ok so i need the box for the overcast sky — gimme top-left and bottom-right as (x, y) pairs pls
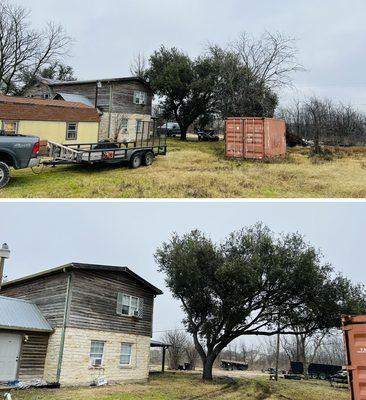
(0, 201), (364, 344)
(13, 0), (366, 111)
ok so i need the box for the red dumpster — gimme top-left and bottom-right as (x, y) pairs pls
(225, 117), (286, 160)
(342, 315), (366, 399)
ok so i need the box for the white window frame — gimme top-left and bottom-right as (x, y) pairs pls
(89, 340), (105, 367)
(133, 91), (147, 105)
(120, 343), (132, 366)
(117, 293), (143, 318)
(2, 120), (18, 135)
(66, 122), (78, 140)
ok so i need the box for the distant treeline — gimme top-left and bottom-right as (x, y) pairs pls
(278, 97), (366, 146)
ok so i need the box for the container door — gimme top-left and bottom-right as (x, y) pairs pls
(0, 333), (22, 382)
(244, 119), (265, 159)
(225, 119), (244, 159)
(343, 321), (366, 399)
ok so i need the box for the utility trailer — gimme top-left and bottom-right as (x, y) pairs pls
(43, 120), (167, 169)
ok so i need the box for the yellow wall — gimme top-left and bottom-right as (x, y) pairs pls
(1, 120), (99, 144)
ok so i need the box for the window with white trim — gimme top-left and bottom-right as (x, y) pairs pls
(117, 293), (143, 318)
(2, 121), (18, 135)
(90, 340), (105, 367)
(66, 122), (78, 140)
(133, 91), (147, 105)
(136, 119), (143, 134)
(120, 343), (132, 366)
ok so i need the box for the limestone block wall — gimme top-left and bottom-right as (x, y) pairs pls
(99, 112), (151, 141)
(43, 328), (62, 382)
(58, 327), (151, 386)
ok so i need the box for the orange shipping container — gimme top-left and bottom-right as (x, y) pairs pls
(342, 315), (366, 400)
(225, 117), (286, 160)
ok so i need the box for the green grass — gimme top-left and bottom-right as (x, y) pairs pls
(1, 139), (366, 198)
(11, 373), (349, 400)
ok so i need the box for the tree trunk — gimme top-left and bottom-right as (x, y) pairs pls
(180, 127), (188, 141)
(202, 355), (215, 381)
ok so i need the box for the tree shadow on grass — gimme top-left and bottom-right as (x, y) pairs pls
(182, 377), (276, 400)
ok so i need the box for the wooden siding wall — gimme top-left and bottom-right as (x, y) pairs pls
(25, 81), (152, 115)
(0, 273), (68, 328)
(67, 270), (155, 337)
(18, 332), (49, 381)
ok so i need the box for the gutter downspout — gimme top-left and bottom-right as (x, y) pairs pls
(108, 83), (113, 138)
(56, 271), (73, 384)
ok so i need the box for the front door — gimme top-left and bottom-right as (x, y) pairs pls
(0, 333), (22, 382)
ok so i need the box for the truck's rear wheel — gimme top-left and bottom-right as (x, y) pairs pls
(130, 153), (142, 169)
(143, 151), (154, 166)
(0, 162), (10, 188)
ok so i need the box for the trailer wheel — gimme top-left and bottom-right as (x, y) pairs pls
(0, 162), (10, 188)
(143, 151), (154, 166)
(130, 153), (142, 169)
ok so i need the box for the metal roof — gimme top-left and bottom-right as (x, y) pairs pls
(48, 77), (150, 88)
(151, 340), (171, 348)
(0, 296), (53, 333)
(3, 263), (163, 295)
(54, 93), (94, 107)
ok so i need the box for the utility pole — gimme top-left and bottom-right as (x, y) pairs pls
(0, 243), (10, 289)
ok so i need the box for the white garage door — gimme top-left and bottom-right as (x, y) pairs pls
(0, 333), (22, 382)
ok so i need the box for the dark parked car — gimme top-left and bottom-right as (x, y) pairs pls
(157, 122), (181, 137)
(0, 132), (40, 188)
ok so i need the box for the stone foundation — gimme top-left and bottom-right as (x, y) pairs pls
(44, 327), (151, 386)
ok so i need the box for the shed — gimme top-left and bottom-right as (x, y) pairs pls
(0, 296), (53, 383)
(0, 95), (100, 144)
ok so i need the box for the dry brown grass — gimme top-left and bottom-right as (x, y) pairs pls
(12, 372), (349, 400)
(1, 140), (365, 198)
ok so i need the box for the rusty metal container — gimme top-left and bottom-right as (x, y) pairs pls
(342, 315), (366, 399)
(225, 117), (286, 160)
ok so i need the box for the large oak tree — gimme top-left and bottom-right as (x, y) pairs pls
(155, 224), (364, 381)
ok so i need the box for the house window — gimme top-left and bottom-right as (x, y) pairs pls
(117, 293), (143, 318)
(121, 118), (128, 131)
(120, 343), (132, 366)
(2, 121), (18, 135)
(90, 341), (105, 367)
(66, 122), (78, 140)
(136, 119), (143, 134)
(133, 91), (147, 105)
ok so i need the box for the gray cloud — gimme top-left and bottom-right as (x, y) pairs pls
(13, 0), (366, 111)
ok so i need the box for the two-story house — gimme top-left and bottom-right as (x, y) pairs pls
(24, 77), (153, 141)
(0, 263), (162, 386)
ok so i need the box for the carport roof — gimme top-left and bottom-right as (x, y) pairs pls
(0, 296), (53, 333)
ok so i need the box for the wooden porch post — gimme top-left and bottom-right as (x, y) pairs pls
(162, 346), (166, 373)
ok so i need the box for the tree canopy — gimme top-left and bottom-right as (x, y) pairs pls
(147, 46), (218, 140)
(155, 224), (365, 380)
